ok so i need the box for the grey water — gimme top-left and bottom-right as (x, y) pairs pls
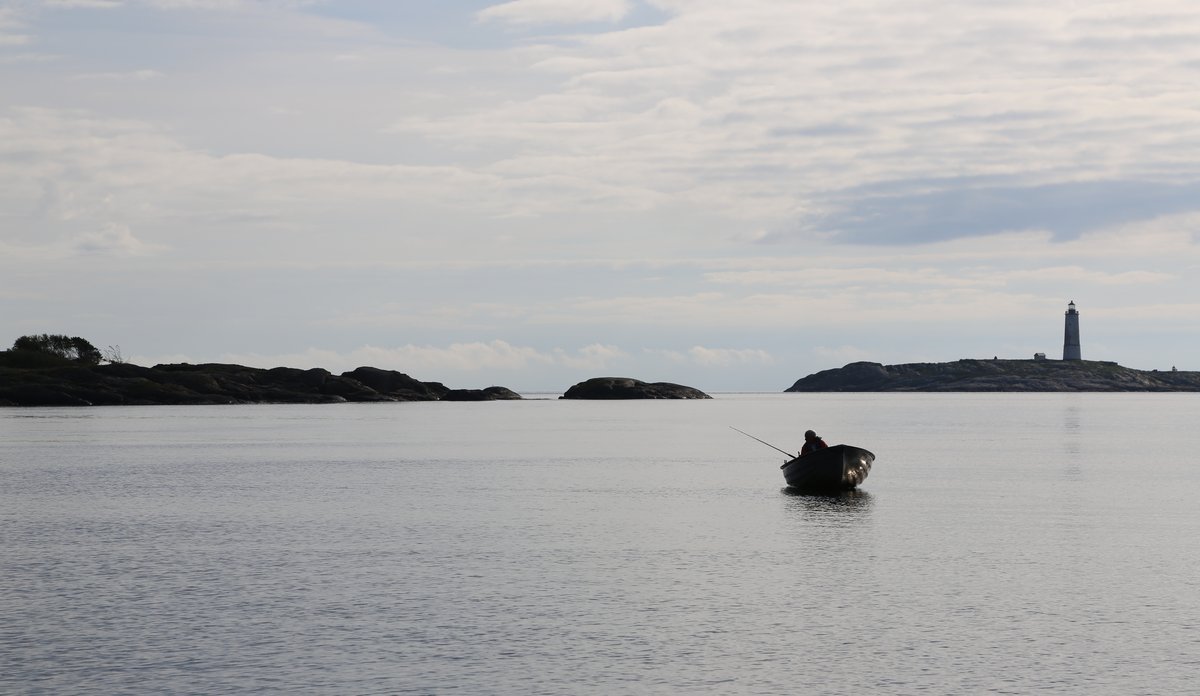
(2, 394), (1199, 695)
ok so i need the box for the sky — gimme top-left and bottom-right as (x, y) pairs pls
(2, 0), (1199, 392)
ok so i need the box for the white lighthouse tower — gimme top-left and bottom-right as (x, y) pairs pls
(1063, 301), (1081, 360)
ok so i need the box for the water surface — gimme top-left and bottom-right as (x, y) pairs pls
(3, 394), (1198, 694)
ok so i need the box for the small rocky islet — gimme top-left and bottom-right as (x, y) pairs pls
(559, 377), (712, 400)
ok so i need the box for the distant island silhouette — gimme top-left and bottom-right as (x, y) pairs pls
(787, 359), (1200, 392)
(0, 345), (710, 405)
(560, 377), (711, 400)
(6, 335), (1196, 404)
(0, 357), (522, 406)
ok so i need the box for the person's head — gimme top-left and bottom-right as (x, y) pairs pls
(804, 430), (818, 440)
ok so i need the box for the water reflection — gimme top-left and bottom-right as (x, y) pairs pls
(1061, 402), (1084, 478)
(780, 488), (873, 526)
(1062, 404), (1081, 432)
(2, 410), (98, 419)
(780, 486), (870, 500)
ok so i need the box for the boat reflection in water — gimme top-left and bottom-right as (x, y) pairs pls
(780, 487), (873, 533)
(780, 487), (871, 502)
(780, 444), (875, 491)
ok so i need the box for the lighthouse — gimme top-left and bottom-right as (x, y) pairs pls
(1063, 301), (1081, 360)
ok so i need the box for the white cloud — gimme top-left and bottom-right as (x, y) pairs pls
(705, 263), (1173, 291)
(72, 68), (163, 80)
(8, 1), (1200, 387)
(647, 346), (773, 367)
(478, 0), (632, 26)
(0, 6), (29, 45)
(125, 1), (320, 9)
(0, 107), (527, 261)
(812, 345), (873, 364)
(686, 346), (773, 366)
(389, 0), (1200, 242)
(72, 222), (154, 255)
(1098, 303), (1200, 321)
(999, 266), (1173, 286)
(40, 1), (123, 8)
(554, 343), (628, 369)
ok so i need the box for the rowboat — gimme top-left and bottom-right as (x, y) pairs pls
(781, 444), (875, 490)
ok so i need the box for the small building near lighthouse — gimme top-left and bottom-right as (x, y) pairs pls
(1063, 301), (1082, 360)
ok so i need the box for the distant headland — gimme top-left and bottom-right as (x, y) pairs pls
(787, 359), (1200, 392)
(0, 358), (712, 405)
(0, 358), (523, 406)
(787, 301), (1197, 392)
(0, 335), (711, 405)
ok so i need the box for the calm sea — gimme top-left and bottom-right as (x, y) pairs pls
(2, 394), (1198, 695)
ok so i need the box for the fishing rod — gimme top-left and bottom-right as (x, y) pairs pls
(729, 426), (796, 459)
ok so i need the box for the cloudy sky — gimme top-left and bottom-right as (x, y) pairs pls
(3, 0), (1199, 391)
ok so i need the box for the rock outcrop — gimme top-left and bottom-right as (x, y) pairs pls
(787, 359), (1200, 392)
(342, 366), (448, 400)
(0, 357), (523, 406)
(561, 377), (711, 399)
(443, 386), (522, 401)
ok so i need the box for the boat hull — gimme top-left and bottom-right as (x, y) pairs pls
(781, 444), (874, 490)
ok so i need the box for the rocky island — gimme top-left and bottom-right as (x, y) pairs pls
(787, 359), (1200, 392)
(561, 377), (711, 399)
(0, 353), (521, 406)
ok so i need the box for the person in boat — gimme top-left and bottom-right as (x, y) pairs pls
(800, 430), (828, 457)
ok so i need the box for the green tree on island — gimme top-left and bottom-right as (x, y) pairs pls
(11, 334), (103, 365)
